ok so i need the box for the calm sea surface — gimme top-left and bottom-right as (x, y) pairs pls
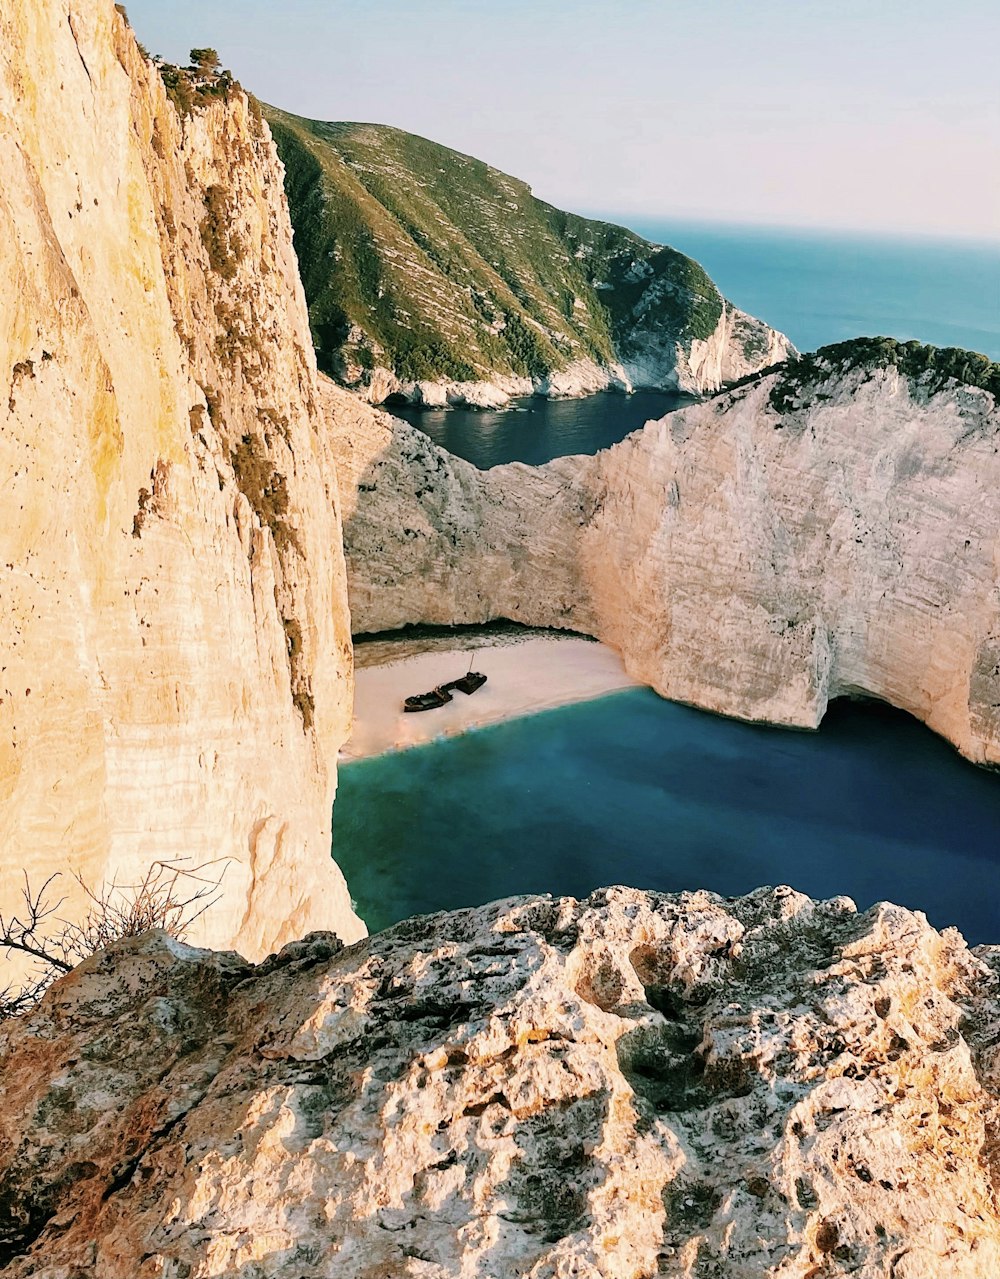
(335, 692), (1000, 943)
(391, 389), (682, 470)
(621, 218), (1000, 362)
(339, 221), (1000, 939)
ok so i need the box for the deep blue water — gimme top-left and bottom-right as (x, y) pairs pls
(335, 691), (1000, 944)
(391, 389), (683, 470)
(616, 218), (1000, 362)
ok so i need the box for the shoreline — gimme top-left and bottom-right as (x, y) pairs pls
(341, 634), (640, 762)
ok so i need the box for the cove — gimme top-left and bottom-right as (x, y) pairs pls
(333, 689), (1000, 943)
(389, 389), (684, 469)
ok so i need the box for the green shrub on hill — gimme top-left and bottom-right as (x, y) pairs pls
(158, 51), (237, 120)
(769, 337), (1000, 412)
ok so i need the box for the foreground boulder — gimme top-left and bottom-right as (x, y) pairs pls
(2, 885), (999, 1276)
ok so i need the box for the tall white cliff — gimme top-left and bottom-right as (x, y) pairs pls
(335, 352), (1000, 766)
(0, 0), (364, 964)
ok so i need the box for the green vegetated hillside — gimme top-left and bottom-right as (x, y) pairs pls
(264, 107), (741, 392)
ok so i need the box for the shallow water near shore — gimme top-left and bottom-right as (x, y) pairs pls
(333, 689), (1000, 943)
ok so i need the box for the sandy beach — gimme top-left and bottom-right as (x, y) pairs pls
(342, 634), (639, 761)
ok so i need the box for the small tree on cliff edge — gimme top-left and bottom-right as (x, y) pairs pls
(190, 47), (221, 75)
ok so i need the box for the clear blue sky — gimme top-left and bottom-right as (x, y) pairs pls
(123, 0), (999, 241)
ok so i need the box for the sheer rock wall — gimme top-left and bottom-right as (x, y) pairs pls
(336, 364), (1000, 764)
(0, 0), (364, 965)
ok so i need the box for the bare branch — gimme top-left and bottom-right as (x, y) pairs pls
(0, 872), (73, 974)
(0, 857), (229, 1019)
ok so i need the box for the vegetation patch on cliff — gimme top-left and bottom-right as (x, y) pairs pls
(230, 433), (297, 555)
(263, 109), (734, 388)
(769, 338), (1000, 412)
(158, 49), (237, 119)
(200, 184), (244, 280)
(715, 338), (1000, 416)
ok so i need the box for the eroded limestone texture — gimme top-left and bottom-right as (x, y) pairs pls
(1, 887), (999, 1276)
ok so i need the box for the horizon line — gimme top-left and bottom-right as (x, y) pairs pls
(581, 209), (1000, 251)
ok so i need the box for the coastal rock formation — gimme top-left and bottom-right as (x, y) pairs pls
(3, 886), (1000, 1276)
(267, 110), (794, 404)
(337, 341), (1000, 765)
(0, 0), (363, 965)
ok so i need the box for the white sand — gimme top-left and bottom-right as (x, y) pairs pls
(342, 635), (640, 761)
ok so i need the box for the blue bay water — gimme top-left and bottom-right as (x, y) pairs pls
(390, 389), (682, 470)
(618, 218), (1000, 362)
(334, 691), (1000, 944)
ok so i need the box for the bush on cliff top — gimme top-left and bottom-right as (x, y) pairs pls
(769, 337), (1000, 411)
(719, 337), (1000, 411)
(159, 53), (237, 119)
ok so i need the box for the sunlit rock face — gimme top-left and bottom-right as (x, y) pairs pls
(0, 0), (363, 965)
(336, 350), (1000, 765)
(2, 887), (1000, 1276)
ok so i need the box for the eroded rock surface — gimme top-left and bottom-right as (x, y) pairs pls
(1, 887), (999, 1276)
(0, 0), (363, 960)
(335, 345), (1000, 764)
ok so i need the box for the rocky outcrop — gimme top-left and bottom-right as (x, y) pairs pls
(266, 110), (794, 404)
(353, 305), (795, 411)
(336, 342), (1000, 765)
(0, 0), (364, 966)
(2, 886), (1000, 1276)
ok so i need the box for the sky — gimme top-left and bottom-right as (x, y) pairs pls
(123, 0), (999, 242)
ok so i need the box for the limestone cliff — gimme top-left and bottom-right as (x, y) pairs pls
(0, 0), (364, 966)
(3, 886), (1000, 1276)
(335, 341), (1000, 765)
(266, 110), (795, 405)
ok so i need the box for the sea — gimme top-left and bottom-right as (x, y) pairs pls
(624, 218), (1000, 363)
(337, 221), (1000, 941)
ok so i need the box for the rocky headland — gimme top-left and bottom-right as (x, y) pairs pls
(3, 886), (1000, 1277)
(265, 109), (794, 405)
(337, 341), (1000, 766)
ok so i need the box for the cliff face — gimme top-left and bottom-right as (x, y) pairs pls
(3, 886), (1000, 1276)
(0, 0), (364, 964)
(337, 342), (1000, 765)
(266, 110), (795, 405)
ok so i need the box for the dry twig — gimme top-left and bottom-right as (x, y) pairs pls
(0, 857), (228, 1019)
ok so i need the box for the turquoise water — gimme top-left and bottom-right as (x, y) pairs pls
(618, 218), (1000, 361)
(335, 690), (1000, 943)
(391, 389), (683, 470)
